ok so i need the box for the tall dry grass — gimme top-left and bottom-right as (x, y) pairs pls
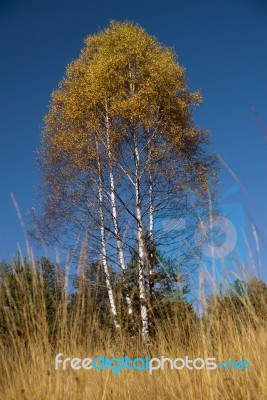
(0, 254), (266, 400)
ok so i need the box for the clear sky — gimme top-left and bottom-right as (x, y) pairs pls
(0, 0), (266, 285)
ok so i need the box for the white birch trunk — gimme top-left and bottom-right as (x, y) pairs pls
(128, 64), (149, 339)
(147, 139), (154, 314)
(148, 140), (154, 262)
(148, 148), (154, 303)
(96, 139), (120, 330)
(105, 103), (133, 317)
(149, 186), (154, 241)
(148, 169), (154, 242)
(133, 131), (149, 340)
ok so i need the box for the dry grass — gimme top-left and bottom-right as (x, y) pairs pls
(0, 257), (266, 400)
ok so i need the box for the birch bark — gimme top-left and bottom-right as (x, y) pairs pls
(96, 138), (120, 329)
(104, 102), (133, 317)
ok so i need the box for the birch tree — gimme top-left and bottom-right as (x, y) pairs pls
(34, 21), (216, 340)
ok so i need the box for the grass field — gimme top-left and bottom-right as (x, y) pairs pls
(0, 256), (266, 400)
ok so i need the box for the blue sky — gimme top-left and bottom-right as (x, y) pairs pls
(0, 0), (266, 285)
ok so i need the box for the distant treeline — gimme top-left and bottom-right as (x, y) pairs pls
(1, 255), (266, 345)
